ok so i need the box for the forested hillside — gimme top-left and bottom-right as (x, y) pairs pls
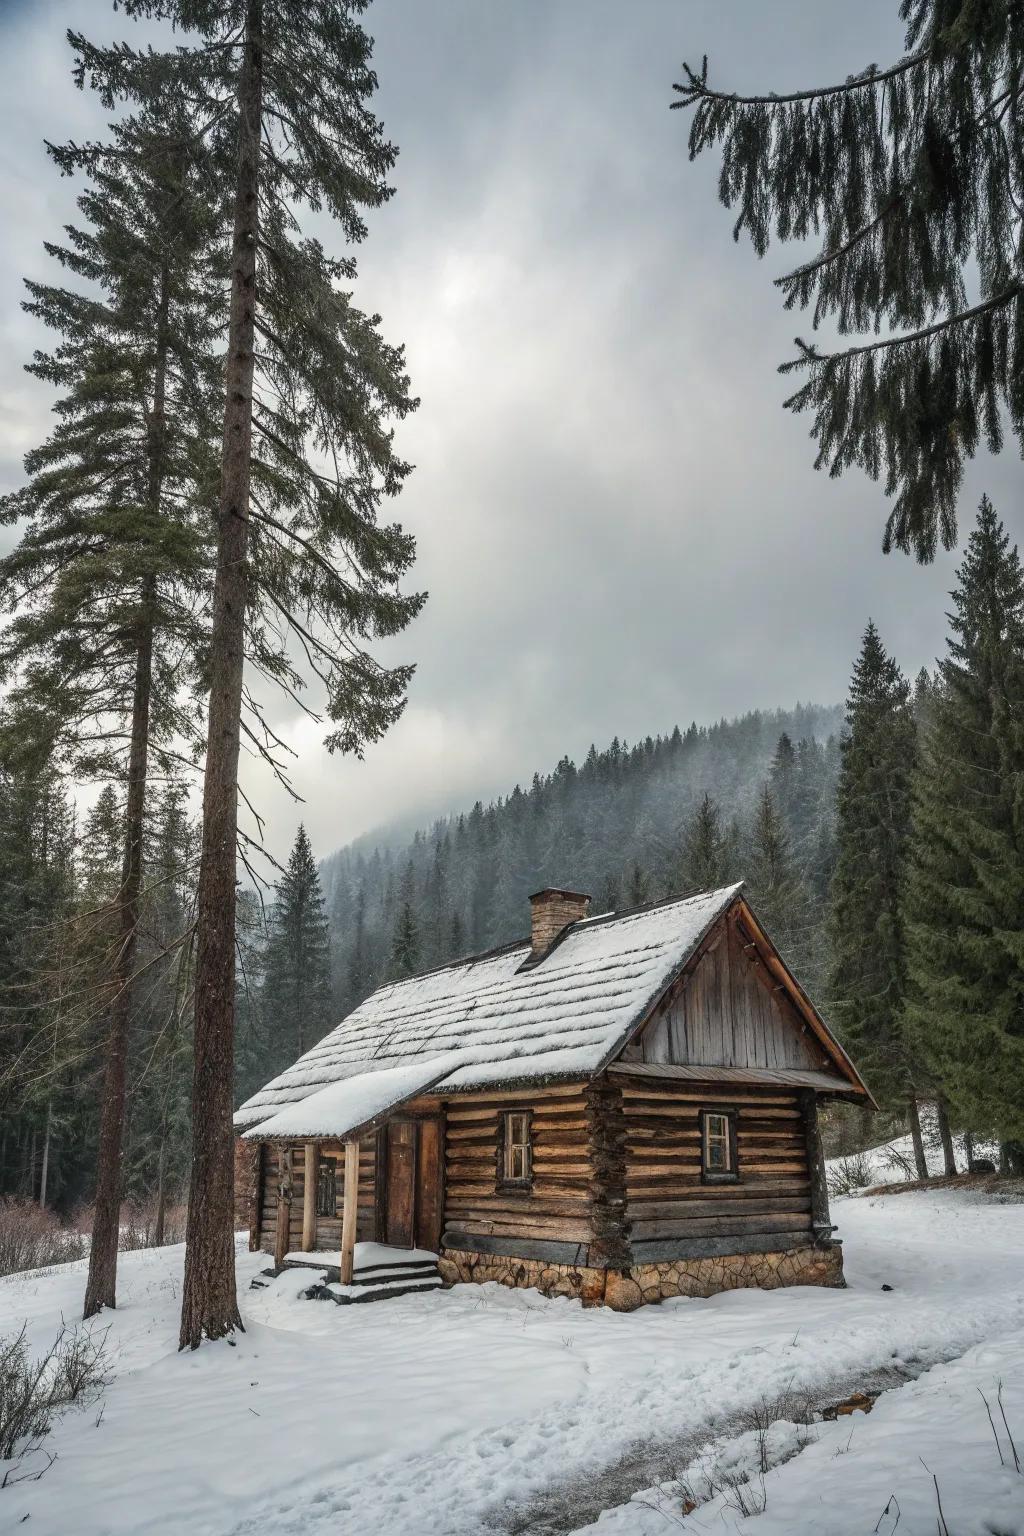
(319, 702), (843, 1023)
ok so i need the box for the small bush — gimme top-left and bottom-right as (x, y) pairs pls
(881, 1144), (918, 1181)
(0, 1322), (110, 1483)
(0, 1200), (87, 1279)
(117, 1199), (187, 1251)
(826, 1152), (873, 1198)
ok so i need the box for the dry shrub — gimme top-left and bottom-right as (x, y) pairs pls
(0, 1322), (110, 1482)
(826, 1152), (873, 1198)
(117, 1199), (187, 1251)
(0, 1200), (87, 1279)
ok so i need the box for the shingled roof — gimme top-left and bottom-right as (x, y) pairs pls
(235, 883), (746, 1134)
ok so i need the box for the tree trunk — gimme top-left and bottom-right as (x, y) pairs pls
(935, 1097), (957, 1176)
(27, 1129), (36, 1202)
(154, 1132), (167, 1248)
(908, 1097), (929, 1180)
(39, 1101), (51, 1209)
(83, 262), (169, 1320)
(963, 1129), (974, 1170)
(178, 0), (262, 1350)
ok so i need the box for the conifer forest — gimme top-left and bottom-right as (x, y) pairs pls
(1, 3), (1023, 1532)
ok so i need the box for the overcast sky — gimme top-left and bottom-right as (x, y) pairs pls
(1, 0), (1019, 868)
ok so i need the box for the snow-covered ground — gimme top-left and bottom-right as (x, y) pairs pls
(1, 1189), (1022, 1535)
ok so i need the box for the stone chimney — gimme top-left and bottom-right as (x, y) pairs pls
(529, 887), (591, 959)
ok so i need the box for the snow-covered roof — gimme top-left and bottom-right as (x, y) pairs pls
(236, 883), (744, 1133)
(242, 1054), (461, 1142)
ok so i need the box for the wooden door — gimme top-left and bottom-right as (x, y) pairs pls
(386, 1119), (417, 1248)
(415, 1118), (443, 1251)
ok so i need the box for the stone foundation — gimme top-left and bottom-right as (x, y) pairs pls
(438, 1242), (844, 1310)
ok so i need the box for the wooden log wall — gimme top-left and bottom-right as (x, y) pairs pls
(441, 1083), (596, 1262)
(622, 1077), (814, 1262)
(258, 1134), (377, 1256)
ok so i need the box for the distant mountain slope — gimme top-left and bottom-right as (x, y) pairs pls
(321, 702), (844, 1019)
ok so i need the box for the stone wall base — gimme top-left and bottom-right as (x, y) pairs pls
(438, 1242), (844, 1310)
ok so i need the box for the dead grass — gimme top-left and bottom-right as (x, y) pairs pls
(862, 1173), (1024, 1201)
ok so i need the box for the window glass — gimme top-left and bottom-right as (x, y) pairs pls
(316, 1159), (337, 1217)
(703, 1111), (733, 1174)
(503, 1111), (532, 1184)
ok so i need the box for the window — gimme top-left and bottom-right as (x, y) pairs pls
(501, 1111), (533, 1187)
(701, 1110), (737, 1179)
(316, 1158), (337, 1217)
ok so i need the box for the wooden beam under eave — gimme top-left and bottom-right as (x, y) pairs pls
(340, 1136), (360, 1285)
(302, 1142), (317, 1252)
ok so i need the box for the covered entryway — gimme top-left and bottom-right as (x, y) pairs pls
(246, 1053), (458, 1283)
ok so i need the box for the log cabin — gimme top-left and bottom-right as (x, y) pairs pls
(234, 883), (872, 1309)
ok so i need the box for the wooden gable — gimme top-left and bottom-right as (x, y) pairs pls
(620, 899), (849, 1082)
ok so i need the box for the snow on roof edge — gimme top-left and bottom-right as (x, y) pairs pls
(234, 882), (749, 1130)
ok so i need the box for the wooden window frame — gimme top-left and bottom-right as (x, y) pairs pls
(316, 1156), (338, 1218)
(701, 1108), (739, 1183)
(496, 1108), (533, 1192)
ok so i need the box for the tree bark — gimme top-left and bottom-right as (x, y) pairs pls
(39, 1101), (51, 1209)
(178, 0), (262, 1349)
(83, 260), (169, 1320)
(935, 1096), (958, 1176)
(154, 1131), (167, 1247)
(908, 1097), (929, 1180)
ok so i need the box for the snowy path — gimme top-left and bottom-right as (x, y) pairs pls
(1, 1189), (1022, 1535)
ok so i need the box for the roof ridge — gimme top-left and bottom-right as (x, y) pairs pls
(576, 879), (745, 933)
(362, 881), (746, 996)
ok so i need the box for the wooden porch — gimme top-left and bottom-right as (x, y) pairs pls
(252, 1105), (444, 1284)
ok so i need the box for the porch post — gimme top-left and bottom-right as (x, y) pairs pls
(340, 1136), (360, 1284)
(302, 1142), (317, 1251)
(799, 1089), (832, 1241)
(273, 1145), (292, 1267)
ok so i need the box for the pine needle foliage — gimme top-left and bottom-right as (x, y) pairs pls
(828, 622), (917, 1103)
(904, 497), (1024, 1139)
(73, 1), (426, 771)
(261, 824), (331, 1068)
(673, 1), (1024, 560)
(0, 104), (220, 782)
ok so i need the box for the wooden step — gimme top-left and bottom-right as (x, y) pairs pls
(301, 1274), (443, 1306)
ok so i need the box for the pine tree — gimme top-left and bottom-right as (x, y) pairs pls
(828, 623), (917, 1109)
(680, 792), (728, 891)
(81, 0), (424, 1346)
(0, 80), (220, 1316)
(0, 747), (80, 1205)
(674, 4), (1024, 559)
(390, 902), (420, 978)
(746, 783), (811, 976)
(904, 498), (1024, 1148)
(262, 826), (332, 1070)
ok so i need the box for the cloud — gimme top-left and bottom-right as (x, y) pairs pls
(1, 0), (1017, 868)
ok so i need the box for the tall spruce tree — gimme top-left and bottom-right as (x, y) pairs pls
(904, 498), (1024, 1154)
(673, 3), (1024, 559)
(262, 825), (332, 1070)
(828, 623), (918, 1122)
(746, 783), (812, 979)
(680, 791), (729, 891)
(0, 746), (79, 1205)
(83, 0), (424, 1346)
(390, 902), (420, 978)
(0, 80), (221, 1315)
